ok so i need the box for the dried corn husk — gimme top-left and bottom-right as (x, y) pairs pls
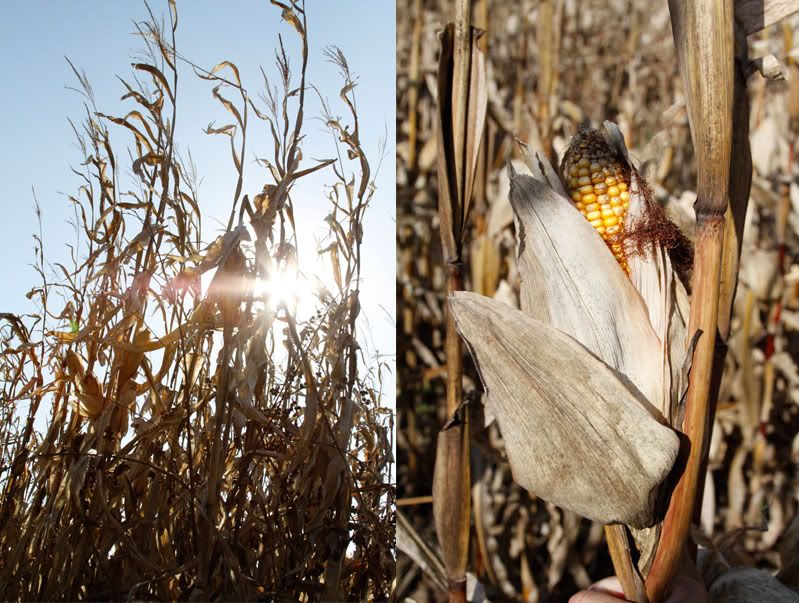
(451, 291), (678, 528)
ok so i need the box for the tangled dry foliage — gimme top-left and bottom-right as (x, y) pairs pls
(397, 0), (799, 600)
(0, 2), (394, 601)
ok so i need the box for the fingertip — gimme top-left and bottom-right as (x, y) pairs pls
(589, 576), (624, 594)
(570, 586), (629, 603)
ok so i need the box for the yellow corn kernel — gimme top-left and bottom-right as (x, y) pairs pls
(562, 128), (631, 274)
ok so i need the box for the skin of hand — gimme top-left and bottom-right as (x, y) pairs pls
(568, 575), (709, 603)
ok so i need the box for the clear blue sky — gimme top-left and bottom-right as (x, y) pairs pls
(0, 2), (396, 402)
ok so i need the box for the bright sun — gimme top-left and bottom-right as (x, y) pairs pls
(251, 266), (315, 311)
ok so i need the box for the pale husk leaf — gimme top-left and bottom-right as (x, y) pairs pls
(603, 120), (690, 423)
(604, 121), (691, 571)
(508, 167), (664, 413)
(450, 291), (679, 529)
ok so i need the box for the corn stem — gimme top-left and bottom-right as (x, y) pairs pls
(647, 2), (734, 600)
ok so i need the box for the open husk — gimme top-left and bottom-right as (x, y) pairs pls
(451, 124), (689, 543)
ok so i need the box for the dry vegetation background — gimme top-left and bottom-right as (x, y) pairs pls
(0, 2), (394, 601)
(397, 0), (799, 600)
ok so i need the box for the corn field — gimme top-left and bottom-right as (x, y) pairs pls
(397, 1), (799, 601)
(0, 2), (394, 601)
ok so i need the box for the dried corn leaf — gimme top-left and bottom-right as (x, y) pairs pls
(397, 510), (451, 593)
(435, 24), (487, 260)
(432, 421), (470, 578)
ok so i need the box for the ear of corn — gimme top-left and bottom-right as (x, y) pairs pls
(562, 131), (631, 273)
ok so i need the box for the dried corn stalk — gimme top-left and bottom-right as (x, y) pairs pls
(432, 2), (487, 601)
(0, 3), (394, 600)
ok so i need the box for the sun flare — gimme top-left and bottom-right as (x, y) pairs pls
(250, 266), (314, 310)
